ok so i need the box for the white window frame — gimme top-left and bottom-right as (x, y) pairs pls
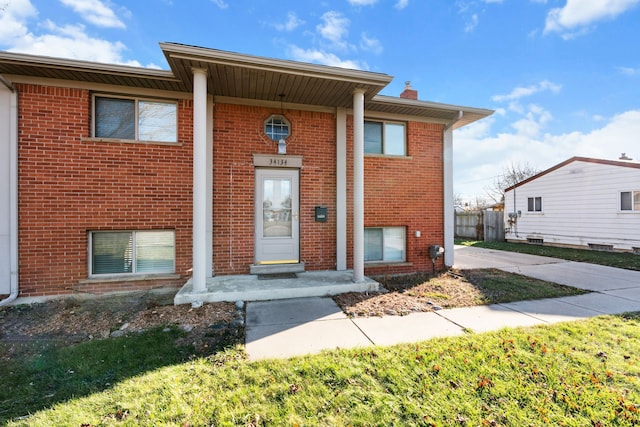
(527, 196), (542, 212)
(92, 94), (178, 143)
(88, 230), (175, 278)
(364, 120), (406, 156)
(364, 226), (406, 263)
(264, 114), (291, 141)
(620, 190), (640, 212)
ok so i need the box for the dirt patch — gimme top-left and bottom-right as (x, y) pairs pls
(0, 290), (243, 360)
(334, 270), (501, 317)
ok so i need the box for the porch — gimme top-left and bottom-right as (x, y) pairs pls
(174, 270), (379, 305)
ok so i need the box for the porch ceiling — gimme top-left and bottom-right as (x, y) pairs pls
(160, 42), (393, 108)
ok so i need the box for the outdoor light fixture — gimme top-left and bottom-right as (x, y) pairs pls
(278, 138), (287, 154)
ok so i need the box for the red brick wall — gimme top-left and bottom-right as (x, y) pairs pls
(212, 104), (337, 274)
(16, 82), (446, 297)
(346, 118), (446, 276)
(17, 84), (193, 297)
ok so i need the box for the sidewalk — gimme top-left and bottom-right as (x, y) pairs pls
(245, 246), (640, 360)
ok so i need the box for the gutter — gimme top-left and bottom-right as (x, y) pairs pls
(0, 76), (19, 306)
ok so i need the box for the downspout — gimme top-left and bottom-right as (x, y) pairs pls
(0, 76), (19, 306)
(442, 111), (463, 268)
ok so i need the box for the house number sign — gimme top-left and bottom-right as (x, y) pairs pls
(252, 154), (303, 168)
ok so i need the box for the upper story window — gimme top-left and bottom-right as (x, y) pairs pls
(93, 95), (177, 143)
(364, 120), (406, 156)
(264, 115), (291, 141)
(621, 191), (640, 211)
(527, 196), (542, 212)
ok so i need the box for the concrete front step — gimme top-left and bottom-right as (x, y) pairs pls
(249, 262), (306, 275)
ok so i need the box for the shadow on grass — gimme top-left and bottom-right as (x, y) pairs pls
(0, 325), (244, 423)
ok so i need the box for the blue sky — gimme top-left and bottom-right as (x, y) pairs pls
(1, 0), (640, 203)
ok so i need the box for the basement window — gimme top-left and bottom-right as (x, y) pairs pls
(89, 230), (175, 277)
(93, 95), (177, 142)
(364, 227), (406, 262)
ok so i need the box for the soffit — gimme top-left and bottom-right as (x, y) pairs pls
(160, 42), (393, 108)
(0, 51), (183, 91)
(368, 95), (494, 129)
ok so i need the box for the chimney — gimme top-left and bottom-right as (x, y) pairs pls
(400, 81), (418, 100)
(619, 152), (633, 161)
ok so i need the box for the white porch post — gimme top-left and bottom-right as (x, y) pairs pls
(192, 68), (208, 293)
(352, 89), (365, 282)
(443, 120), (456, 267)
(336, 107), (347, 271)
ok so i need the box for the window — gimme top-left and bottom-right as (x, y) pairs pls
(527, 197), (542, 212)
(364, 120), (406, 156)
(90, 230), (175, 276)
(620, 191), (640, 211)
(364, 227), (405, 262)
(264, 115), (290, 141)
(94, 96), (177, 142)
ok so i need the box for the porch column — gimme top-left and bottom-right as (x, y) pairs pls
(443, 112), (461, 267)
(336, 107), (347, 271)
(352, 89), (366, 282)
(192, 68), (208, 293)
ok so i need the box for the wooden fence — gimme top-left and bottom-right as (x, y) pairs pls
(454, 211), (504, 242)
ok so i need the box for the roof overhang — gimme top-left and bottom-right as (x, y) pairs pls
(368, 95), (493, 129)
(0, 43), (492, 128)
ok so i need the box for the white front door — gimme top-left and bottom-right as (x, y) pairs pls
(255, 168), (300, 264)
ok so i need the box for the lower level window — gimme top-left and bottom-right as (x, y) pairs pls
(90, 230), (175, 276)
(364, 227), (405, 262)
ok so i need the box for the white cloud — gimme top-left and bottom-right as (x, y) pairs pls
(544, 0), (640, 36)
(9, 20), (142, 66)
(317, 11), (350, 49)
(348, 0), (378, 5)
(360, 32), (383, 54)
(0, 0), (38, 42)
(465, 13), (479, 32)
(453, 109), (640, 199)
(274, 12), (304, 31)
(210, 0), (228, 9)
(618, 66), (640, 76)
(59, 0), (125, 28)
(287, 45), (366, 70)
(492, 80), (562, 102)
(395, 0), (409, 9)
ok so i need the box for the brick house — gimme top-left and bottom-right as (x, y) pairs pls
(0, 43), (492, 305)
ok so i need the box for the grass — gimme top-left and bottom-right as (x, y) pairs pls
(457, 239), (640, 271)
(4, 314), (640, 426)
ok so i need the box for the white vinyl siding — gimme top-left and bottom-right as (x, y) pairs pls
(364, 227), (405, 262)
(93, 95), (177, 142)
(504, 160), (640, 251)
(90, 230), (175, 277)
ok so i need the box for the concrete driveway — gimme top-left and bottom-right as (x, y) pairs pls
(453, 245), (640, 295)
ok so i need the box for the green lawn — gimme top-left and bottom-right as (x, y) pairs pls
(457, 239), (640, 271)
(4, 314), (640, 426)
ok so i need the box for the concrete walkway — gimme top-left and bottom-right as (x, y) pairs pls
(245, 245), (640, 360)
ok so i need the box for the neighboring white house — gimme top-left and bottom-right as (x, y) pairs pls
(504, 156), (640, 253)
